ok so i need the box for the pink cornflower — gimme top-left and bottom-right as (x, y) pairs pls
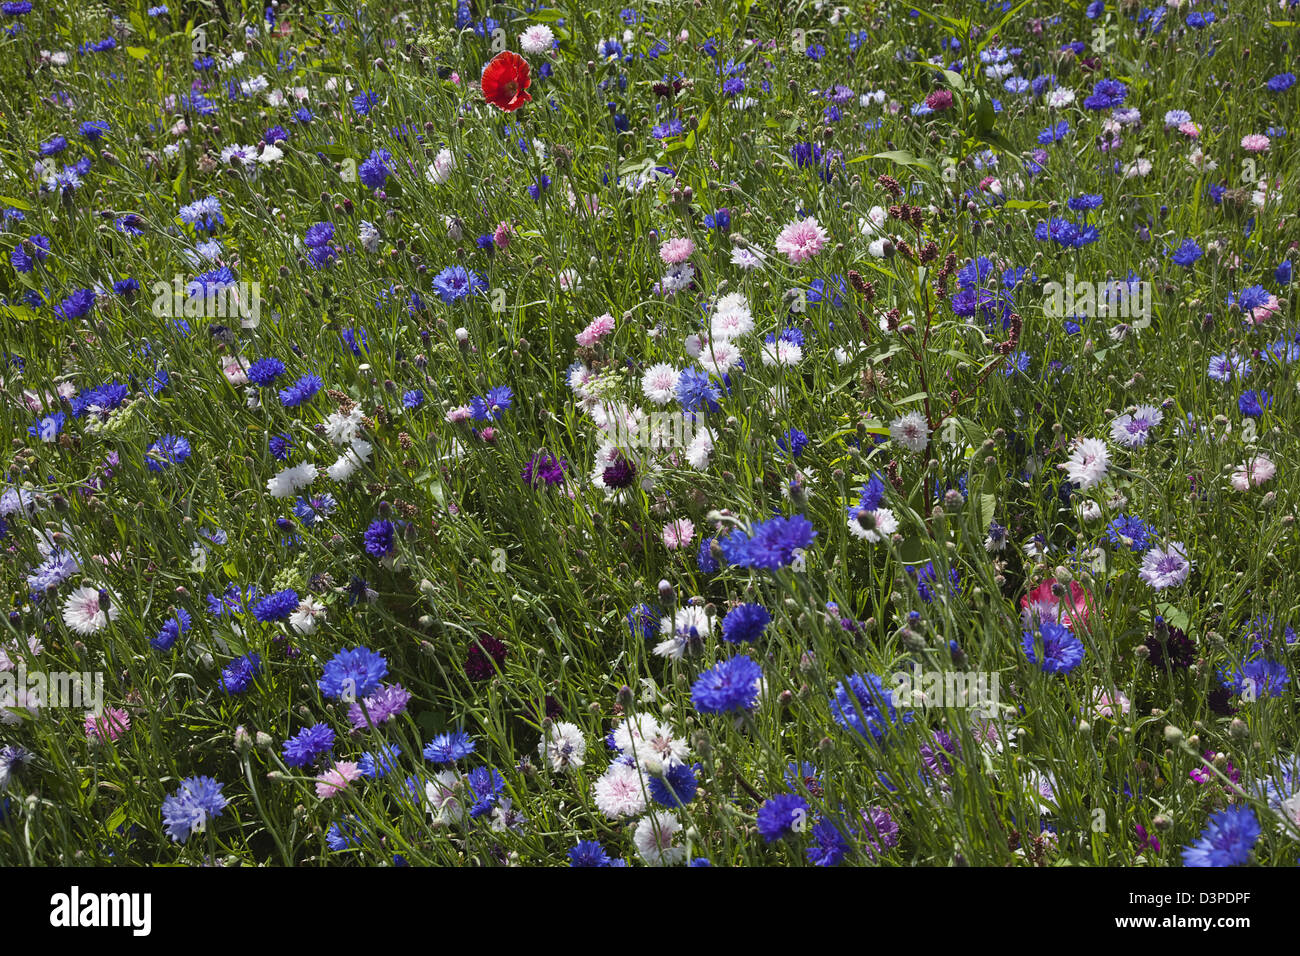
(662, 518), (695, 550)
(774, 216), (828, 264)
(1246, 294), (1281, 326)
(576, 312), (616, 347)
(659, 236), (695, 265)
(493, 221), (511, 249)
(85, 707), (130, 742)
(1241, 133), (1270, 153)
(1230, 455), (1276, 491)
(446, 405), (472, 423)
(1177, 121), (1200, 138)
(315, 761), (362, 799)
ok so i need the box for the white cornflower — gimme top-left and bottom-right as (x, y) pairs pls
(290, 596), (327, 635)
(425, 148), (455, 185)
(641, 363), (680, 405)
(324, 408), (365, 445)
(518, 24), (555, 55)
(710, 292), (754, 340)
(1060, 437), (1110, 490)
(266, 462), (317, 498)
(633, 812), (686, 866)
(890, 412), (931, 452)
(327, 440), (372, 482)
(62, 585), (119, 635)
(848, 506), (897, 543)
(538, 721), (587, 771)
(593, 761), (648, 818)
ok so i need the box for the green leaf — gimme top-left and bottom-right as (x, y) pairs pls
(0, 195), (31, 211)
(851, 150), (936, 172)
(126, 46), (150, 60)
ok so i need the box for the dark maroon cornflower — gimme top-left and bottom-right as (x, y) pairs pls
(465, 634), (508, 681)
(1144, 621), (1194, 670)
(601, 452), (636, 489)
(522, 450), (567, 487)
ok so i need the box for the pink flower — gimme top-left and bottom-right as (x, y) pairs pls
(315, 761), (362, 799)
(1177, 121), (1200, 138)
(925, 89), (953, 111)
(659, 237), (695, 265)
(85, 707), (130, 742)
(662, 518), (695, 550)
(446, 405), (472, 423)
(1021, 578), (1092, 631)
(575, 312), (616, 347)
(775, 216), (828, 264)
(1230, 454), (1276, 491)
(493, 221), (511, 249)
(1246, 294), (1281, 326)
(1241, 133), (1270, 153)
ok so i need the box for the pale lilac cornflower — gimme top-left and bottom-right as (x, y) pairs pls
(1139, 542), (1193, 590)
(1060, 437), (1110, 490)
(1109, 404), (1163, 448)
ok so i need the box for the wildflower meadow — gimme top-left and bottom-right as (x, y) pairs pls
(1, 0), (1299, 882)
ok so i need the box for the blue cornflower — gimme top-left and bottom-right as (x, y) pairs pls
(423, 730), (476, 764)
(1181, 807), (1261, 866)
(777, 427), (809, 458)
(151, 608), (192, 651)
(830, 672), (908, 743)
(1221, 658), (1290, 699)
(757, 793), (809, 842)
(282, 723), (336, 767)
(10, 235), (49, 272)
(1267, 73), (1296, 93)
(54, 288), (96, 321)
(691, 654), (763, 714)
(253, 589), (298, 623)
(697, 535), (719, 573)
(1106, 514), (1153, 552)
(431, 265), (487, 304)
(269, 433), (292, 461)
(358, 148), (394, 190)
(469, 384), (513, 421)
(569, 840), (614, 866)
(161, 776), (228, 843)
(319, 647), (389, 700)
(724, 514), (816, 570)
(402, 389), (424, 410)
(358, 743), (401, 778)
(466, 766), (505, 818)
(363, 518), (395, 557)
(676, 368), (721, 413)
(1171, 238), (1203, 267)
(721, 603), (771, 644)
(807, 817), (849, 866)
(1083, 77), (1127, 110)
(627, 603), (658, 641)
(279, 373), (322, 407)
(1021, 620), (1085, 673)
(293, 494), (337, 527)
(146, 434), (191, 471)
(1238, 390), (1271, 417)
(220, 653), (262, 694)
(247, 357), (286, 386)
(649, 762), (699, 808)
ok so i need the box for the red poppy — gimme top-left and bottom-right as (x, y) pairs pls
(480, 51), (532, 112)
